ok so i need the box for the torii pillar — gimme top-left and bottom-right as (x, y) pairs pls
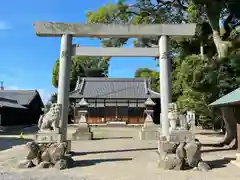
(57, 34), (72, 141)
(159, 35), (171, 137)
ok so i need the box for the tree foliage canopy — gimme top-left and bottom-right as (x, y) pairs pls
(134, 68), (159, 92)
(52, 56), (109, 91)
(85, 0), (240, 129)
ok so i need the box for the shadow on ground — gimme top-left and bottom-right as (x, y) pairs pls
(201, 145), (235, 153)
(0, 137), (32, 151)
(74, 158), (133, 167)
(201, 143), (221, 147)
(196, 131), (224, 136)
(0, 125), (38, 136)
(93, 137), (133, 140)
(206, 157), (235, 169)
(72, 147), (157, 156)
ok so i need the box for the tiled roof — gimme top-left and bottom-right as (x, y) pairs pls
(209, 88), (240, 107)
(0, 97), (27, 109)
(70, 77), (160, 99)
(0, 90), (40, 106)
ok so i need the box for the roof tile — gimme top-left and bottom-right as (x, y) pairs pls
(70, 77), (160, 99)
(0, 90), (38, 105)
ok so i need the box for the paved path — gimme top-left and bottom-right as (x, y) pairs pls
(0, 127), (240, 180)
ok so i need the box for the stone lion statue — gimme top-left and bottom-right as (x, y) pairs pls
(186, 110), (196, 131)
(168, 103), (177, 112)
(38, 103), (62, 132)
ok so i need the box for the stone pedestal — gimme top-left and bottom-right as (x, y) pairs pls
(35, 131), (64, 143)
(72, 125), (93, 140)
(139, 113), (159, 140)
(35, 130), (72, 154)
(157, 130), (210, 171)
(18, 140), (74, 170)
(17, 130), (74, 170)
(139, 126), (160, 140)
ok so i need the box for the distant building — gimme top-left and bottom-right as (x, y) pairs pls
(0, 90), (44, 126)
(69, 77), (160, 125)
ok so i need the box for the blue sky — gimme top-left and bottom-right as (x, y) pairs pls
(0, 0), (158, 103)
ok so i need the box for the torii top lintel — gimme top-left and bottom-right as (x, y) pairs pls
(33, 22), (196, 38)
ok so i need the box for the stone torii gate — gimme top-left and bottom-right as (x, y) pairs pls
(33, 22), (196, 142)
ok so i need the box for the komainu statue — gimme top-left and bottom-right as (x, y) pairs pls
(38, 103), (62, 132)
(186, 110), (196, 131)
(168, 103), (178, 131)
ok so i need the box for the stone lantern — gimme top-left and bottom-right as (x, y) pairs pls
(75, 98), (88, 125)
(72, 98), (93, 140)
(143, 97), (156, 127)
(139, 97), (159, 140)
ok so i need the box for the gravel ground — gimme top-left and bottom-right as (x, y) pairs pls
(0, 170), (84, 180)
(0, 127), (240, 180)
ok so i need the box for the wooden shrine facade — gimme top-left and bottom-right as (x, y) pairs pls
(69, 77), (160, 125)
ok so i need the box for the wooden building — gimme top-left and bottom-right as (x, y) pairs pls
(0, 90), (44, 126)
(69, 77), (160, 125)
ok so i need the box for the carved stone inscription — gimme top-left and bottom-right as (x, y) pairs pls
(35, 133), (63, 143)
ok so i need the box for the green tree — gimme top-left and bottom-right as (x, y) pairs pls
(86, 0), (240, 146)
(175, 53), (240, 128)
(52, 56), (109, 91)
(134, 68), (159, 92)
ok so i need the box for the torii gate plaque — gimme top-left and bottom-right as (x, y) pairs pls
(33, 22), (196, 142)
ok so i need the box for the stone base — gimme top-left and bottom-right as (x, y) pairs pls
(35, 132), (71, 153)
(18, 141), (74, 170)
(156, 131), (210, 171)
(72, 128), (93, 140)
(35, 132), (64, 143)
(167, 129), (195, 143)
(139, 127), (159, 140)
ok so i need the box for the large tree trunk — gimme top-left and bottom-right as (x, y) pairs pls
(212, 33), (237, 147)
(202, 2), (238, 147)
(216, 107), (237, 146)
(212, 31), (233, 58)
(187, 0), (239, 146)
